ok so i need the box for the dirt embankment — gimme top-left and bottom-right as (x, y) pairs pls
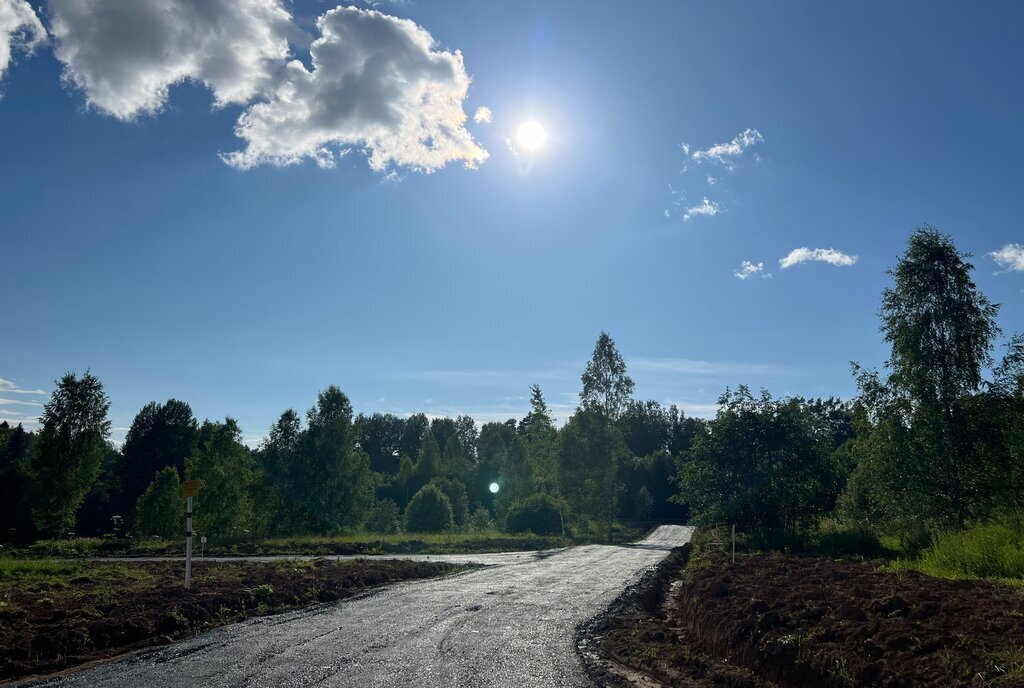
(582, 549), (1024, 687)
(0, 559), (468, 682)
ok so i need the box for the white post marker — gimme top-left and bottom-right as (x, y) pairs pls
(201, 535), (207, 558)
(185, 496), (193, 589)
(181, 479), (201, 590)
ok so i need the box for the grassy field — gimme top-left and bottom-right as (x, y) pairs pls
(17, 524), (648, 559)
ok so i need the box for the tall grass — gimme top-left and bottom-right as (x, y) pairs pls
(911, 523), (1024, 580)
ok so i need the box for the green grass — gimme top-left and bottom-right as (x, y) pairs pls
(0, 558), (85, 581)
(881, 519), (1024, 584)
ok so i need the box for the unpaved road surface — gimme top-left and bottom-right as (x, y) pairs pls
(30, 525), (693, 688)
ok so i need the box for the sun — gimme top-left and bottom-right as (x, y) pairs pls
(516, 120), (547, 152)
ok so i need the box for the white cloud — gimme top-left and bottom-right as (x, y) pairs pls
(691, 128), (763, 166)
(989, 243), (1024, 273)
(0, 0), (45, 84)
(706, 175), (717, 185)
(682, 196), (720, 221)
(223, 6), (488, 173)
(629, 357), (791, 377)
(49, 0), (293, 120)
(734, 260), (771, 280)
(779, 247), (857, 269)
(679, 142), (690, 155)
(0, 377), (46, 394)
(0, 396), (42, 406)
(473, 105), (492, 124)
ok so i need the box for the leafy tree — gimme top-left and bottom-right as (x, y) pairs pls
(559, 408), (623, 540)
(440, 434), (473, 484)
(398, 413), (429, 463)
(674, 387), (842, 547)
(404, 484), (453, 532)
(366, 498), (401, 534)
(633, 485), (654, 520)
(256, 409), (316, 534)
(454, 415), (478, 461)
(492, 438), (534, 519)
(355, 413), (405, 474)
(580, 332), (634, 421)
(880, 226), (1000, 413)
(28, 372), (111, 537)
(0, 424), (35, 543)
(414, 431), (442, 493)
(848, 228), (1007, 528)
(186, 419), (253, 535)
(132, 465), (183, 538)
(119, 400), (197, 515)
(505, 493), (562, 535)
(576, 332), (633, 540)
(475, 421), (515, 512)
(300, 387), (375, 530)
(620, 400), (670, 458)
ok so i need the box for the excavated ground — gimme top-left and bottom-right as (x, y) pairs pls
(583, 549), (1024, 687)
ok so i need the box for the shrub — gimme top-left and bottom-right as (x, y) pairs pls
(429, 478), (469, 525)
(365, 499), (401, 534)
(505, 493), (562, 535)
(404, 484), (453, 533)
(468, 506), (492, 531)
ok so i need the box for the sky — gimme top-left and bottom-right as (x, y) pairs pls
(1, 0), (1023, 445)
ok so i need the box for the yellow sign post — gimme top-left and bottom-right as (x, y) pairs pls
(181, 480), (201, 589)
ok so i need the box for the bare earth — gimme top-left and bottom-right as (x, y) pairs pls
(30, 525), (693, 688)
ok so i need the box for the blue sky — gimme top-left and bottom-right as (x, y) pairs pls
(1, 0), (1022, 445)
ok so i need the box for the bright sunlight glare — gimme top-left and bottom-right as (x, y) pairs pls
(489, 482), (500, 494)
(515, 120), (547, 152)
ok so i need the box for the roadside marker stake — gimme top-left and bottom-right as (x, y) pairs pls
(181, 480), (201, 590)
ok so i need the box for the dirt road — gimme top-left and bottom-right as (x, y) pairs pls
(30, 525), (692, 688)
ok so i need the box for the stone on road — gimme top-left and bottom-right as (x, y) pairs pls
(34, 525), (693, 688)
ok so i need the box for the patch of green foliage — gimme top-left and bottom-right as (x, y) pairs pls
(883, 516), (1024, 582)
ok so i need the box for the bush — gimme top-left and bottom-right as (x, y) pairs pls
(365, 499), (401, 534)
(429, 478), (469, 526)
(468, 506), (492, 531)
(505, 493), (562, 535)
(811, 519), (892, 558)
(404, 485), (453, 533)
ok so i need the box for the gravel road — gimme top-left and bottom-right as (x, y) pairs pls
(32, 525), (693, 688)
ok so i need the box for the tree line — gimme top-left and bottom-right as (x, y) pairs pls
(2, 226), (1021, 548)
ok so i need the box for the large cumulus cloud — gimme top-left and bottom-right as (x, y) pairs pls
(48, 0), (292, 120)
(221, 6), (488, 173)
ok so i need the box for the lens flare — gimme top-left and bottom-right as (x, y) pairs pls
(489, 482), (500, 494)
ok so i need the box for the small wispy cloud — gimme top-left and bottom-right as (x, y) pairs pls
(690, 128), (763, 168)
(0, 377), (46, 395)
(706, 175), (717, 186)
(734, 260), (772, 280)
(683, 197), (720, 221)
(629, 357), (791, 377)
(473, 106), (492, 124)
(989, 243), (1024, 273)
(779, 247), (857, 269)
